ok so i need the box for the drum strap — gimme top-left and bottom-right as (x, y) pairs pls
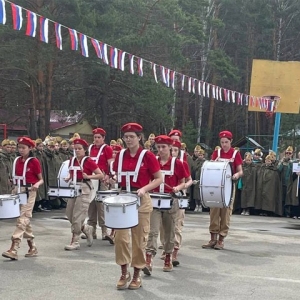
(69, 156), (89, 185)
(12, 157), (34, 193)
(180, 150), (184, 162)
(117, 149), (148, 192)
(216, 148), (238, 162)
(109, 161), (118, 189)
(89, 144), (106, 165)
(158, 157), (176, 193)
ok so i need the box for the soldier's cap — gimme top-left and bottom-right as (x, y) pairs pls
(154, 135), (173, 145)
(219, 130), (232, 140)
(172, 140), (182, 149)
(73, 138), (89, 148)
(168, 129), (182, 138)
(112, 145), (122, 152)
(121, 123), (143, 133)
(93, 128), (106, 136)
(1, 139), (10, 146)
(17, 137), (35, 148)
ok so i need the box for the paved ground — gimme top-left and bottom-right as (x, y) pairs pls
(1, 210), (300, 300)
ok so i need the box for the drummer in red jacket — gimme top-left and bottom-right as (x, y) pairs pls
(202, 130), (243, 250)
(2, 137), (43, 260)
(112, 122), (163, 290)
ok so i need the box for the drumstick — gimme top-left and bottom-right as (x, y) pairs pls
(297, 175), (299, 197)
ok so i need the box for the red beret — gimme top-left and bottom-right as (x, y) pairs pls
(219, 130), (233, 140)
(121, 122), (143, 133)
(73, 138), (89, 148)
(172, 140), (182, 149)
(17, 137), (35, 148)
(168, 129), (182, 137)
(92, 128), (106, 136)
(112, 145), (122, 152)
(155, 135), (173, 145)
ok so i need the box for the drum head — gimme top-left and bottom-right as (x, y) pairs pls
(58, 160), (71, 188)
(103, 194), (138, 205)
(223, 163), (233, 206)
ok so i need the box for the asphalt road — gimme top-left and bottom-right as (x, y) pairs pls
(1, 210), (300, 300)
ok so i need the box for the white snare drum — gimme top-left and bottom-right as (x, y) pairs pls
(200, 161), (233, 208)
(149, 193), (173, 210)
(178, 197), (189, 209)
(103, 193), (139, 229)
(58, 160), (70, 188)
(48, 185), (82, 198)
(96, 189), (119, 202)
(0, 195), (20, 219)
(19, 193), (28, 205)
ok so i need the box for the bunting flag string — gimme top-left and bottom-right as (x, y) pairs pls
(25, 10), (37, 37)
(11, 3), (22, 30)
(0, 0), (6, 24)
(39, 17), (48, 43)
(1, 0), (271, 112)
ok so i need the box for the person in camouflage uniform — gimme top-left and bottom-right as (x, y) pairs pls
(10, 140), (18, 160)
(42, 140), (62, 209)
(0, 139), (13, 194)
(192, 147), (206, 212)
(32, 139), (46, 210)
(59, 140), (71, 161)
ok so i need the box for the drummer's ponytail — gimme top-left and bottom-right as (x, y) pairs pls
(137, 133), (145, 148)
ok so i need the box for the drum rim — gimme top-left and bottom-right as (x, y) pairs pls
(149, 193), (172, 199)
(96, 190), (119, 194)
(0, 194), (19, 200)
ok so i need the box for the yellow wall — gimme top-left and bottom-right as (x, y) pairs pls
(51, 119), (93, 138)
(249, 59), (300, 114)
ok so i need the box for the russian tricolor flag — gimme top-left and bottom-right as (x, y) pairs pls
(152, 63), (158, 83)
(165, 68), (170, 87)
(26, 10), (37, 37)
(91, 39), (102, 59)
(100, 42), (109, 64)
(181, 75), (185, 91)
(129, 54), (135, 74)
(0, 0), (6, 25)
(39, 17), (49, 43)
(137, 58), (143, 76)
(79, 33), (89, 57)
(68, 29), (78, 51)
(110, 47), (118, 68)
(170, 71), (175, 89)
(55, 23), (62, 50)
(11, 3), (23, 30)
(160, 66), (166, 84)
(118, 50), (126, 71)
